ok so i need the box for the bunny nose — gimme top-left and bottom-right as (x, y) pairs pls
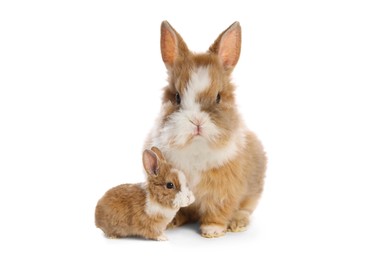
(189, 118), (203, 135)
(195, 125), (201, 135)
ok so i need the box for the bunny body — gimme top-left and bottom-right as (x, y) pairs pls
(95, 147), (195, 241)
(145, 21), (267, 238)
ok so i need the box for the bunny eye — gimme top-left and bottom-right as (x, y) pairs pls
(166, 182), (175, 189)
(175, 92), (181, 105)
(216, 93), (221, 104)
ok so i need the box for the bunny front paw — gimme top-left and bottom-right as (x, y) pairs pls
(200, 224), (226, 238)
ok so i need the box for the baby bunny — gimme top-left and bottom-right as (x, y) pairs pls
(95, 147), (195, 241)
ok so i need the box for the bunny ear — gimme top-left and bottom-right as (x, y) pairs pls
(160, 21), (189, 69)
(143, 149), (160, 176)
(209, 22), (241, 70)
(151, 146), (165, 161)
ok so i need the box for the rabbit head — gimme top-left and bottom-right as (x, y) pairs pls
(143, 147), (195, 209)
(157, 21), (243, 150)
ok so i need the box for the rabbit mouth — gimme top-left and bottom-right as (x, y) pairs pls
(188, 134), (205, 144)
(186, 124), (219, 145)
(160, 111), (220, 148)
(165, 132), (216, 150)
(183, 133), (209, 146)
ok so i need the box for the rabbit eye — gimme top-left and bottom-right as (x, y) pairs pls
(166, 182), (175, 189)
(175, 92), (181, 105)
(216, 93), (221, 104)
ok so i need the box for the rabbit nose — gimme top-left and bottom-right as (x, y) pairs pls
(189, 118), (203, 135)
(195, 125), (201, 135)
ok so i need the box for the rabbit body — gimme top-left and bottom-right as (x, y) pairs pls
(95, 148), (194, 240)
(145, 21), (267, 238)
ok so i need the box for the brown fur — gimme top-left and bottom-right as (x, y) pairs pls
(95, 183), (166, 239)
(145, 21), (267, 238)
(173, 132), (266, 234)
(95, 147), (193, 240)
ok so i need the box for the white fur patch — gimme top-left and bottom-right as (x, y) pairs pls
(181, 66), (210, 111)
(145, 192), (177, 220)
(171, 169), (195, 208)
(159, 127), (246, 189)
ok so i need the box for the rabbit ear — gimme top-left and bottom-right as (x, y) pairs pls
(143, 149), (160, 176)
(161, 21), (189, 69)
(151, 146), (165, 161)
(209, 22), (241, 70)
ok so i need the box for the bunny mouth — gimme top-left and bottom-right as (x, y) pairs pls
(159, 110), (221, 148)
(186, 121), (221, 145)
(189, 133), (204, 143)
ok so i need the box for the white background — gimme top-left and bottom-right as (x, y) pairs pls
(1, 0), (389, 259)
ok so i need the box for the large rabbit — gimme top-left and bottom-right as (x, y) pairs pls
(144, 21), (267, 238)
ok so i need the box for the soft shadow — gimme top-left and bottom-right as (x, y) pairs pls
(177, 222), (200, 234)
(98, 231), (162, 242)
